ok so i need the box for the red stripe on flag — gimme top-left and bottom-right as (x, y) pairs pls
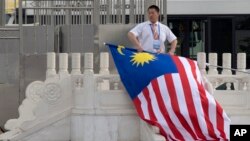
(142, 88), (172, 141)
(133, 97), (145, 119)
(187, 59), (218, 139)
(151, 79), (185, 140)
(171, 56), (207, 140)
(164, 74), (198, 140)
(216, 101), (227, 139)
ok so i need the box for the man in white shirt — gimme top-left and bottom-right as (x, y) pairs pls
(128, 5), (177, 55)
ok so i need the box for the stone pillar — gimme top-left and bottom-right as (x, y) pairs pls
(99, 52), (110, 90)
(59, 53), (69, 76)
(222, 53), (232, 75)
(71, 53), (81, 75)
(197, 52), (206, 75)
(237, 53), (246, 75)
(237, 53), (247, 90)
(0, 0), (5, 26)
(80, 53), (94, 109)
(208, 53), (218, 75)
(84, 53), (94, 74)
(100, 52), (110, 75)
(46, 52), (56, 78)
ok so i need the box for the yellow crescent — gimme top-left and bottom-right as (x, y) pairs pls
(117, 45), (125, 55)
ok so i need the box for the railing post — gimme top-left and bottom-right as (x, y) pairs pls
(81, 53), (95, 109)
(222, 53), (232, 75)
(100, 52), (110, 75)
(46, 52), (57, 78)
(71, 53), (81, 75)
(208, 53), (218, 75)
(99, 52), (110, 90)
(237, 53), (246, 75)
(197, 52), (206, 75)
(84, 53), (94, 74)
(59, 53), (69, 76)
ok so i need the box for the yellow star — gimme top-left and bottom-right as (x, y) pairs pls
(130, 52), (156, 67)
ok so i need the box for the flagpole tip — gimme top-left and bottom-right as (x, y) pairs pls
(103, 42), (107, 45)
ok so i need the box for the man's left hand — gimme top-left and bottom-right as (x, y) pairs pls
(168, 51), (175, 55)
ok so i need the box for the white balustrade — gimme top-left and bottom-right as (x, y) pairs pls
(1, 51), (249, 141)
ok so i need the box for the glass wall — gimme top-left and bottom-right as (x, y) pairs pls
(235, 16), (250, 68)
(168, 15), (250, 69)
(167, 18), (206, 59)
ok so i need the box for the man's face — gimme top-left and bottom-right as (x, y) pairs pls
(148, 8), (159, 23)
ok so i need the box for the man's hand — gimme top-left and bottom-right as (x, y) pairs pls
(137, 46), (144, 52)
(168, 39), (177, 55)
(168, 48), (175, 55)
(128, 32), (144, 52)
(168, 51), (175, 55)
(156, 48), (164, 54)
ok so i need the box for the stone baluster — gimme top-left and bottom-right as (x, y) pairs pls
(100, 52), (110, 75)
(237, 53), (247, 90)
(59, 53), (69, 76)
(81, 53), (94, 109)
(71, 53), (81, 75)
(222, 53), (232, 75)
(243, 82), (247, 91)
(197, 52), (206, 75)
(226, 83), (232, 90)
(84, 53), (94, 74)
(208, 53), (218, 75)
(237, 53), (246, 75)
(46, 52), (56, 78)
(247, 81), (250, 91)
(99, 52), (110, 90)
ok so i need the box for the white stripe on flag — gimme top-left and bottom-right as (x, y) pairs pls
(171, 73), (199, 139)
(147, 84), (177, 140)
(179, 57), (213, 140)
(157, 75), (194, 140)
(223, 111), (230, 139)
(138, 93), (150, 120)
(194, 61), (202, 85)
(205, 90), (225, 139)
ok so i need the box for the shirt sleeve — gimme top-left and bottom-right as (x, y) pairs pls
(129, 23), (143, 37)
(166, 26), (177, 43)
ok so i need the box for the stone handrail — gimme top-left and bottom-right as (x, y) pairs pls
(0, 52), (166, 141)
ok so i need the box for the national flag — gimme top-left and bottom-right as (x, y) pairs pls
(106, 44), (230, 141)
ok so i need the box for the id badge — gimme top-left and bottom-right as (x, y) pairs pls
(153, 40), (161, 50)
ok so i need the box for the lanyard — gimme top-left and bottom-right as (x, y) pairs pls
(150, 24), (160, 39)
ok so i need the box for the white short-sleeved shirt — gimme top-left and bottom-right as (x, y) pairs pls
(129, 21), (177, 53)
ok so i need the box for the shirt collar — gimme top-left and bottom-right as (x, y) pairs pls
(148, 21), (159, 25)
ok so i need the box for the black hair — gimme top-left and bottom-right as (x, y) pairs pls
(148, 5), (160, 13)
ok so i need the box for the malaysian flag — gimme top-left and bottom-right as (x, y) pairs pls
(107, 44), (230, 141)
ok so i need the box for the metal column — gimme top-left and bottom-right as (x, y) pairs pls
(0, 0), (5, 26)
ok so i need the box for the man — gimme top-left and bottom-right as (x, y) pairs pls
(128, 5), (177, 55)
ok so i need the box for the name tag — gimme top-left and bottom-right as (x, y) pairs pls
(153, 40), (161, 50)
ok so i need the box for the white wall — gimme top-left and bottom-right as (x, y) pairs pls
(168, 0), (250, 14)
